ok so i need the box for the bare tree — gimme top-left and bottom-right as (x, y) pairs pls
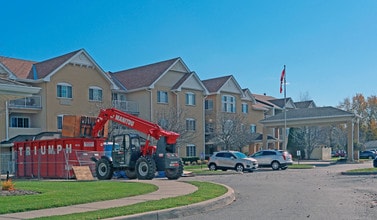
(154, 107), (201, 148)
(288, 125), (330, 159)
(210, 112), (252, 152)
(298, 91), (311, 101)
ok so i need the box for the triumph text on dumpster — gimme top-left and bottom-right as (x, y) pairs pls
(17, 143), (73, 156)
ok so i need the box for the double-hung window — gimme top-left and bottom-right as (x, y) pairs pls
(205, 99), (213, 110)
(186, 145), (196, 157)
(185, 92), (196, 106)
(250, 124), (257, 133)
(57, 115), (64, 130)
(186, 118), (196, 131)
(242, 103), (248, 113)
(222, 95), (236, 113)
(157, 91), (168, 103)
(57, 83), (72, 98)
(89, 86), (103, 101)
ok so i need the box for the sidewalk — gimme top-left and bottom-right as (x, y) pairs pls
(0, 179), (235, 220)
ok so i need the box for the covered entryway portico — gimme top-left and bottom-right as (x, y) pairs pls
(259, 107), (359, 162)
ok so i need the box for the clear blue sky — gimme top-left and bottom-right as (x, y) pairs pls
(1, 0), (376, 107)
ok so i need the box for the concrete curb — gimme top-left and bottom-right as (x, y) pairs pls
(107, 182), (236, 220)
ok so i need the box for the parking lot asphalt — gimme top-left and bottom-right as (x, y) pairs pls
(0, 179), (235, 220)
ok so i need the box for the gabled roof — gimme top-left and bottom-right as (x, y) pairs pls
(0, 56), (36, 79)
(172, 71), (209, 94)
(202, 75), (243, 95)
(268, 98), (296, 109)
(0, 49), (117, 88)
(27, 49), (80, 79)
(260, 106), (357, 127)
(294, 100), (316, 108)
(111, 57), (183, 91)
(242, 88), (256, 103)
(253, 93), (281, 109)
(252, 102), (270, 111)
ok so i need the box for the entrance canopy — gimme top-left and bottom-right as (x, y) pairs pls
(259, 106), (359, 161)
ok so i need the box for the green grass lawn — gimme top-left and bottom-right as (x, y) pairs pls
(36, 181), (227, 220)
(344, 167), (377, 173)
(1, 180), (227, 220)
(0, 180), (157, 214)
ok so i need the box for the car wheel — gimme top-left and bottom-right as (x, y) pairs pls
(208, 163), (217, 171)
(271, 161), (280, 170)
(235, 164), (244, 172)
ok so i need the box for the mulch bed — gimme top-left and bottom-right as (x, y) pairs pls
(1, 189), (40, 196)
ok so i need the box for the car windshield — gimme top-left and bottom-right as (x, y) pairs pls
(234, 152), (247, 159)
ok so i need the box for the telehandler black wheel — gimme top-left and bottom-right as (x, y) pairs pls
(165, 160), (184, 180)
(96, 158), (114, 180)
(125, 169), (137, 179)
(136, 156), (156, 180)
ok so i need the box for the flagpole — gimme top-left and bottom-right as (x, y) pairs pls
(283, 65), (287, 151)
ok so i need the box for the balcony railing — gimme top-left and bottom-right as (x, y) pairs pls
(112, 100), (139, 114)
(8, 96), (42, 109)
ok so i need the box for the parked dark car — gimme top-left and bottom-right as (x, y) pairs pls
(359, 150), (377, 159)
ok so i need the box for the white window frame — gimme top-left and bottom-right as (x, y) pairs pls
(186, 145), (196, 157)
(186, 118), (196, 131)
(57, 115), (64, 130)
(205, 99), (213, 110)
(89, 86), (103, 102)
(250, 124), (256, 133)
(222, 95), (236, 113)
(57, 83), (72, 98)
(10, 116), (30, 128)
(185, 92), (196, 106)
(242, 103), (248, 113)
(157, 91), (168, 103)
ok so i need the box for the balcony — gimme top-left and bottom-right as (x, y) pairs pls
(8, 96), (42, 109)
(112, 100), (139, 114)
(8, 127), (43, 139)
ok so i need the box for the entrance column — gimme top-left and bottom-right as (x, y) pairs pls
(263, 126), (268, 150)
(347, 121), (354, 162)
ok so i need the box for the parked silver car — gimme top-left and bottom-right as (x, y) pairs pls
(208, 151), (258, 172)
(249, 150), (293, 170)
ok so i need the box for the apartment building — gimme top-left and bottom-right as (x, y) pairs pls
(0, 49), (117, 141)
(1, 49), (286, 170)
(110, 57), (208, 158)
(202, 75), (271, 155)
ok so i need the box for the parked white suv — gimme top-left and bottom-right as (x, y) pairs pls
(250, 150), (293, 170)
(208, 151), (258, 172)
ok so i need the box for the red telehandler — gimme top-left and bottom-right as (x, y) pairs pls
(90, 108), (184, 180)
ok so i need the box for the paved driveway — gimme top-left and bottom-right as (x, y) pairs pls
(178, 161), (377, 220)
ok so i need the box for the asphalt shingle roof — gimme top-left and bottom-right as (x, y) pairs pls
(27, 49), (80, 79)
(202, 75), (232, 93)
(260, 106), (355, 123)
(0, 56), (36, 78)
(111, 57), (179, 90)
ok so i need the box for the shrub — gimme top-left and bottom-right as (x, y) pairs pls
(1, 179), (15, 191)
(181, 157), (200, 164)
